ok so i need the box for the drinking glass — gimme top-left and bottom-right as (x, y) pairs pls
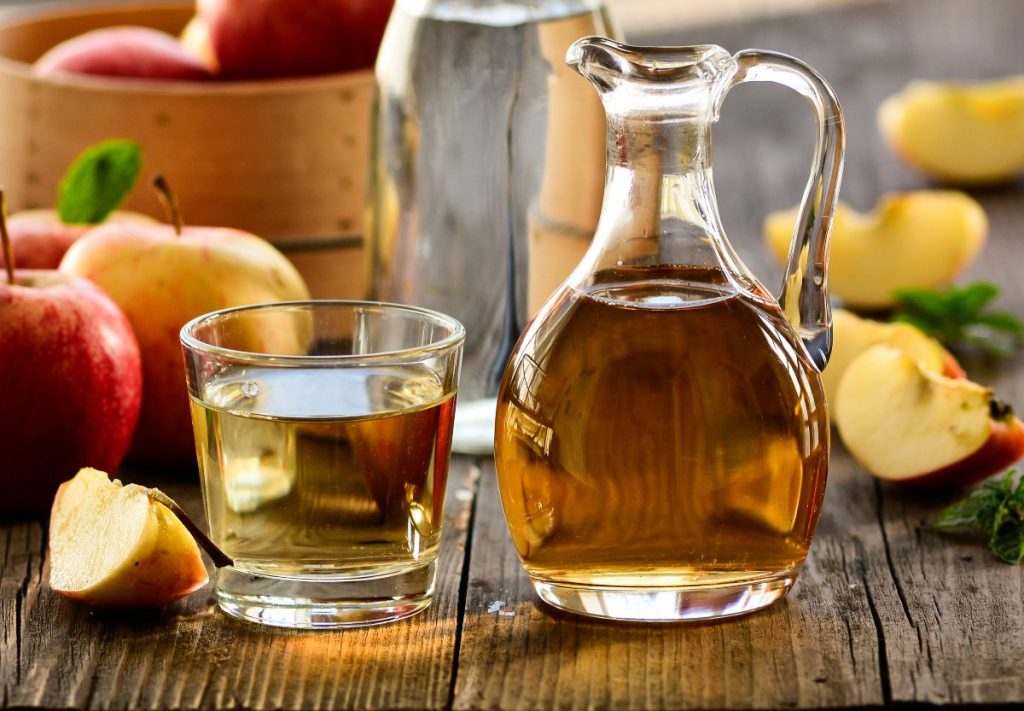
(181, 301), (464, 629)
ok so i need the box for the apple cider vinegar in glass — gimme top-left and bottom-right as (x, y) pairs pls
(190, 365), (455, 578)
(182, 301), (464, 629)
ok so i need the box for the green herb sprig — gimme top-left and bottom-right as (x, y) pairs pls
(934, 470), (1024, 564)
(891, 282), (1023, 357)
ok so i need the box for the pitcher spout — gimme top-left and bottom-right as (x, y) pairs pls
(567, 37), (736, 111)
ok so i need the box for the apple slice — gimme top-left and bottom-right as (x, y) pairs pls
(49, 468), (231, 608)
(765, 192), (986, 309)
(879, 77), (1024, 184)
(835, 345), (1024, 487)
(824, 309), (963, 416)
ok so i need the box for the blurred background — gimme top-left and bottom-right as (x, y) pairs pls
(0, 0), (884, 33)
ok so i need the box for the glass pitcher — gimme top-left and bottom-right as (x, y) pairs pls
(494, 37), (845, 622)
(367, 0), (617, 449)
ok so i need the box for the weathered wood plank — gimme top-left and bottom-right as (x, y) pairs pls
(1, 458), (479, 710)
(454, 461), (886, 710)
(0, 520), (45, 708)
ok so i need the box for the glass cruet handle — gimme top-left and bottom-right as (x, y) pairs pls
(719, 50), (845, 371)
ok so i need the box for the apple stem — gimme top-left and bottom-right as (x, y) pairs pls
(147, 488), (234, 568)
(0, 190), (14, 285)
(151, 175), (184, 236)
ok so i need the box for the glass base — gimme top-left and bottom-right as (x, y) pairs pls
(531, 572), (796, 622)
(214, 560), (436, 629)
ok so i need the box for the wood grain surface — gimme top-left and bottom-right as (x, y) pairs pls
(2, 459), (480, 709)
(4, 0), (1024, 708)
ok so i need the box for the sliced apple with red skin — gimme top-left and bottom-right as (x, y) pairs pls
(835, 345), (1024, 487)
(824, 309), (964, 416)
(49, 468), (231, 608)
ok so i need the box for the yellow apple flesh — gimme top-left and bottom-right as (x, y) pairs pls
(824, 309), (963, 416)
(835, 345), (1024, 487)
(879, 77), (1024, 184)
(49, 468), (208, 607)
(60, 223), (310, 468)
(765, 192), (987, 309)
(180, 15), (219, 74)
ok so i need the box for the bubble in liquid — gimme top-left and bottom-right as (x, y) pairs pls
(242, 382), (260, 398)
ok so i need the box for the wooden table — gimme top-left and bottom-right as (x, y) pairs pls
(5, 0), (1024, 707)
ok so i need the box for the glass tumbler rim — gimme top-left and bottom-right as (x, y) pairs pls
(180, 299), (466, 367)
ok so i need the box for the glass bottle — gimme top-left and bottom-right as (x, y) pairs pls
(494, 37), (845, 621)
(367, 0), (617, 447)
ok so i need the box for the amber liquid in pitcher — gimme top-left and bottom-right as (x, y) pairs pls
(495, 265), (829, 589)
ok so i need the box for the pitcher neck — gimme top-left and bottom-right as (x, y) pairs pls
(606, 112), (712, 173)
(578, 113), (749, 284)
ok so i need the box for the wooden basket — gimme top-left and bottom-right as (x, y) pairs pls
(0, 2), (369, 299)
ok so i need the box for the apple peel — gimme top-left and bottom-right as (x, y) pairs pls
(835, 345), (1024, 488)
(49, 468), (232, 608)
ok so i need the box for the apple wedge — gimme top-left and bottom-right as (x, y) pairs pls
(765, 192), (986, 309)
(879, 77), (1024, 184)
(824, 309), (963, 415)
(49, 468), (231, 608)
(835, 345), (1024, 487)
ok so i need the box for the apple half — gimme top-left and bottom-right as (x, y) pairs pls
(49, 468), (230, 608)
(764, 192), (986, 309)
(824, 309), (963, 416)
(879, 77), (1024, 184)
(835, 345), (1024, 487)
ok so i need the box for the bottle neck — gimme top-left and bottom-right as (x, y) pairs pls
(578, 113), (742, 283)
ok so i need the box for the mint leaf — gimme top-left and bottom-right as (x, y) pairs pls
(955, 281), (1000, 317)
(934, 472), (1011, 530)
(977, 312), (1024, 335)
(934, 470), (1024, 564)
(934, 492), (999, 529)
(891, 287), (948, 320)
(57, 140), (142, 225)
(990, 519), (1024, 563)
(891, 282), (1023, 357)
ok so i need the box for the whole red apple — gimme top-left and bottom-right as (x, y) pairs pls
(0, 270), (142, 517)
(60, 180), (309, 469)
(0, 210), (156, 270)
(35, 26), (212, 81)
(196, 0), (394, 79)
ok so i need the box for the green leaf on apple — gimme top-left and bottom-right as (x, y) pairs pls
(934, 469), (1024, 564)
(57, 140), (142, 226)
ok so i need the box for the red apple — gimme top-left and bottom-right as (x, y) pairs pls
(34, 27), (212, 81)
(0, 210), (156, 270)
(59, 178), (310, 469)
(0, 269), (142, 517)
(196, 0), (394, 79)
(835, 345), (1024, 488)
